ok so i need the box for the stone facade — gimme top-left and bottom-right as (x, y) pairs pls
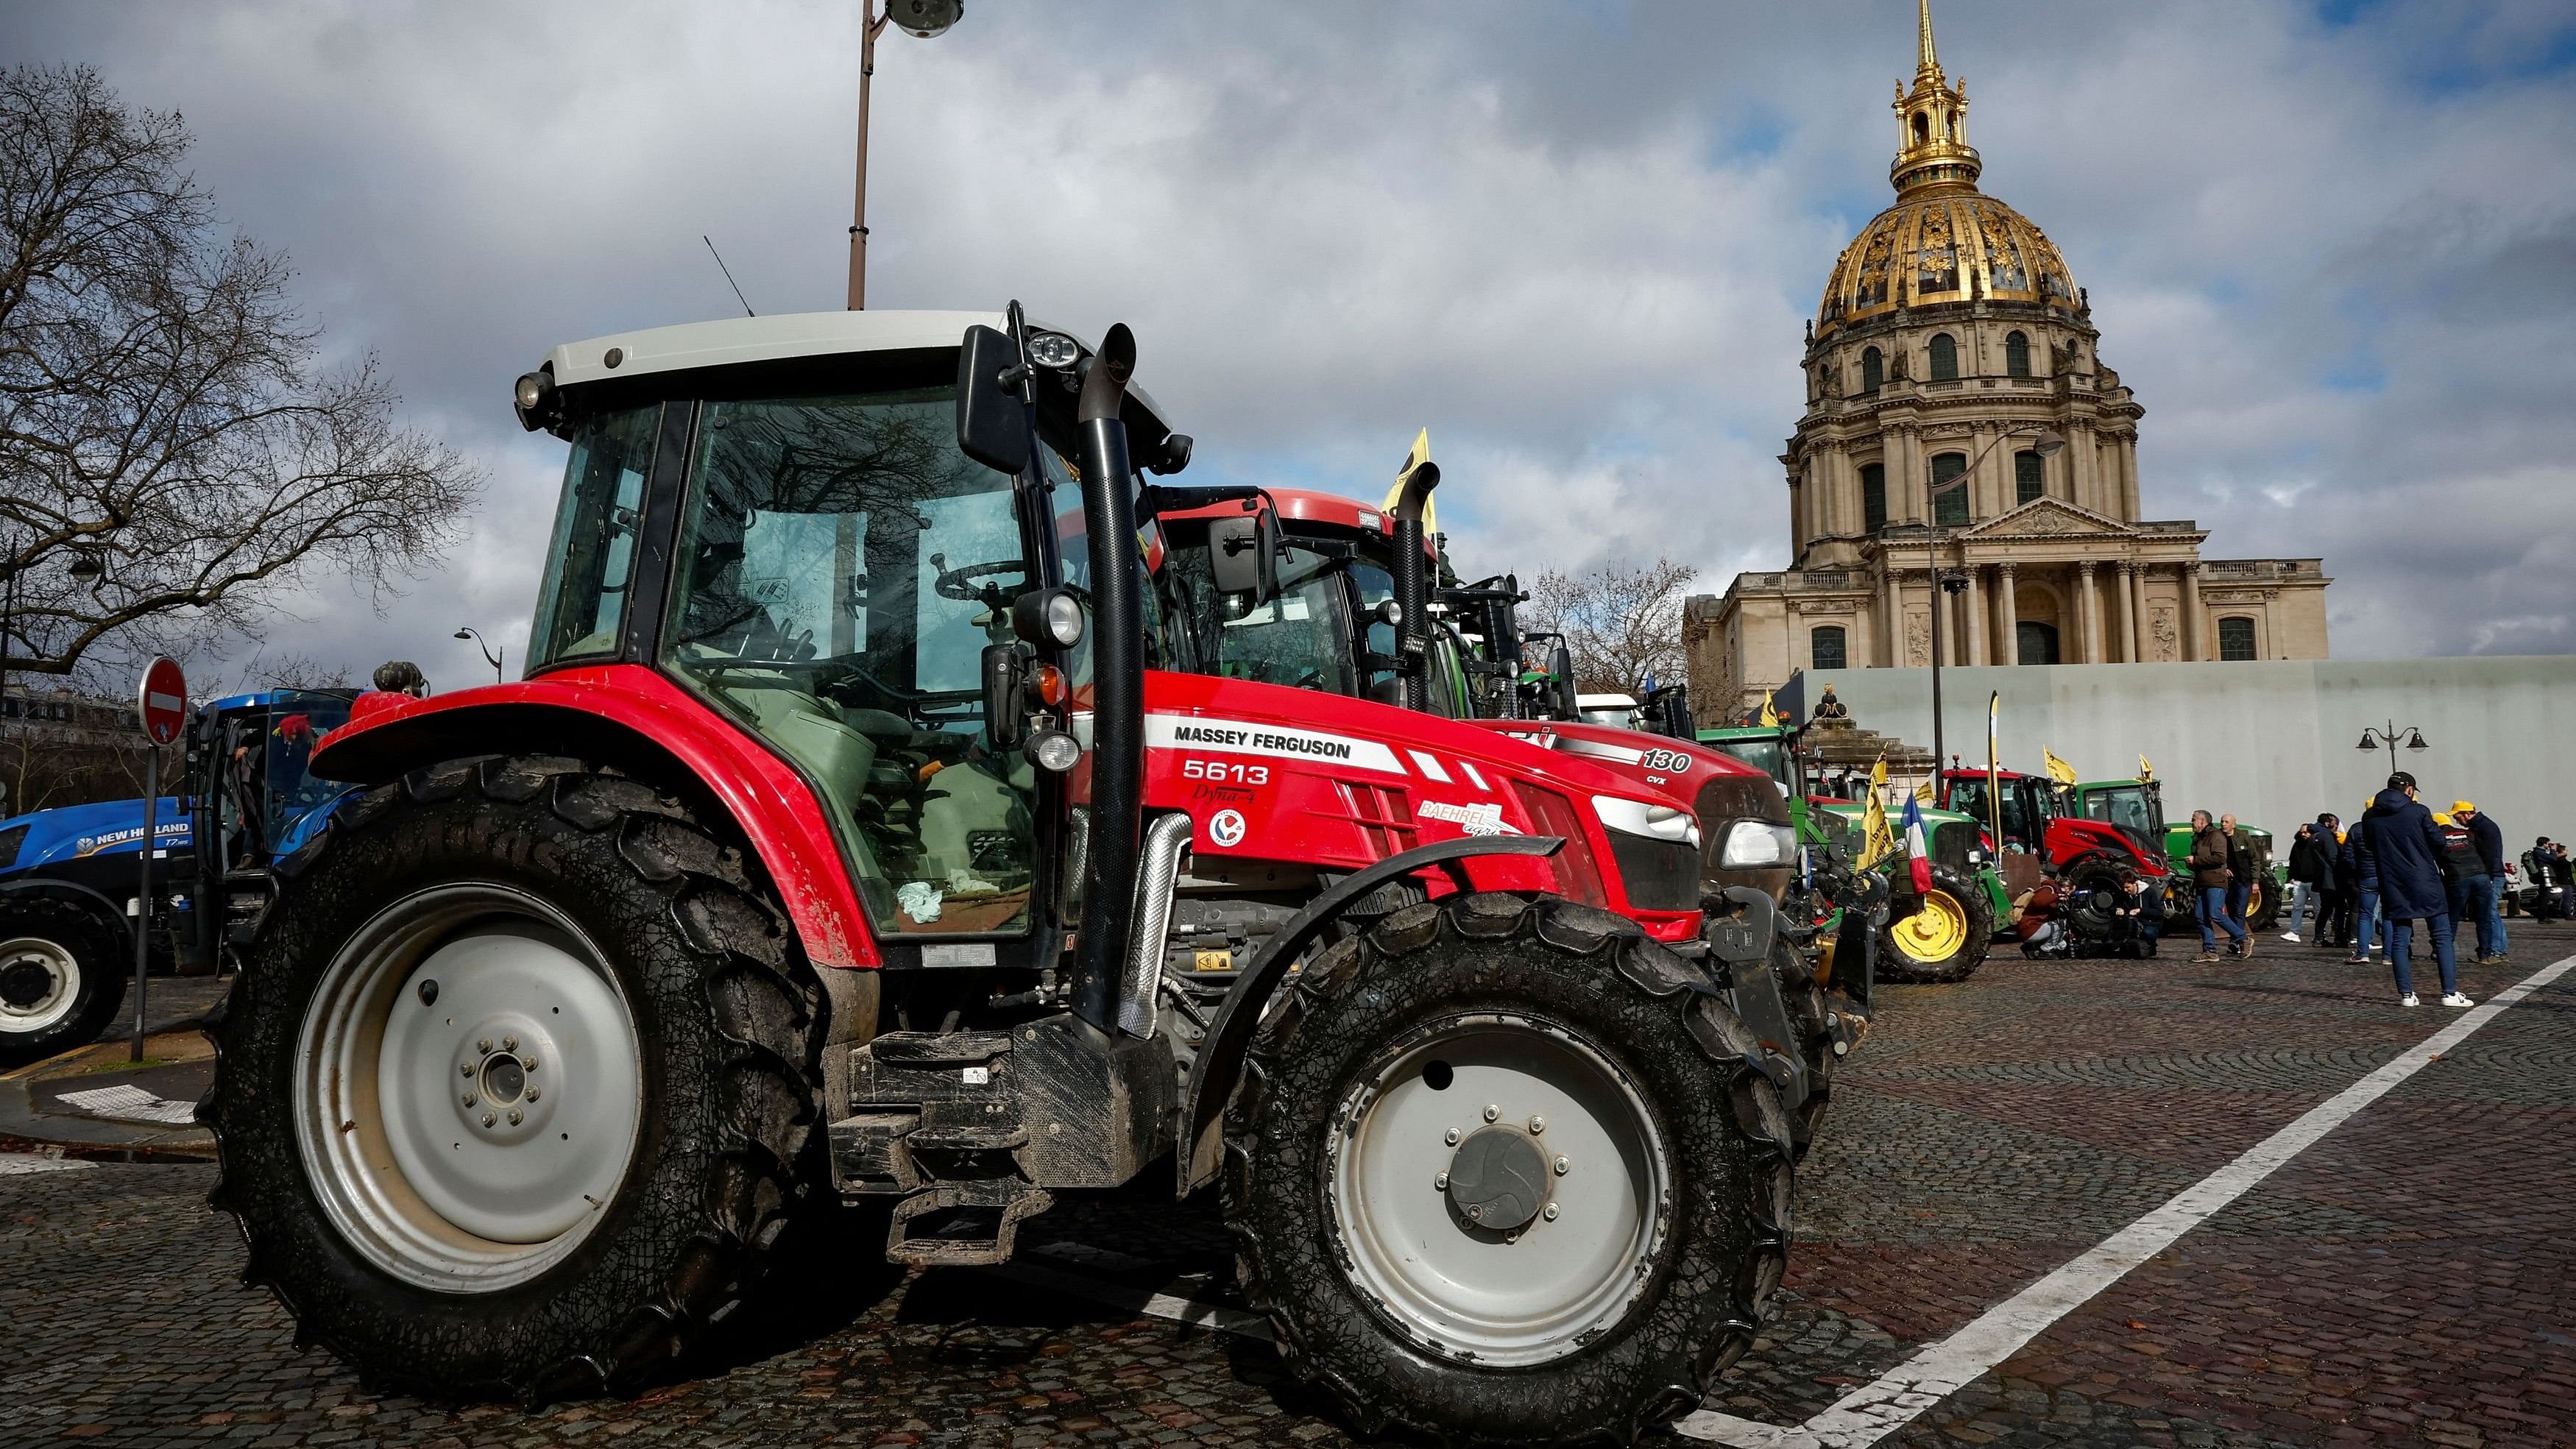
(1687, 1), (2331, 722)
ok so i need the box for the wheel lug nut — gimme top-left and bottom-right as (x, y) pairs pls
(524, 1087), (539, 1102)
(1434, 1172), (1449, 1190)
(481, 1112), (497, 1127)
(1554, 1155), (1569, 1175)
(461, 1063), (475, 1077)
(1482, 1104), (1500, 1123)
(1528, 1116), (1546, 1135)
(507, 1108), (524, 1126)
(461, 1093), (475, 1108)
(523, 1056), (537, 1072)
(1443, 1128), (1459, 1146)
(477, 1038), (492, 1054)
(1543, 1204), (1559, 1222)
(503, 1035), (517, 1052)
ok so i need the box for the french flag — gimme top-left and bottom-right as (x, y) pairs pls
(1900, 794), (1933, 896)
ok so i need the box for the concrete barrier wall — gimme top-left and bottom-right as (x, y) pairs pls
(1775, 656), (2576, 843)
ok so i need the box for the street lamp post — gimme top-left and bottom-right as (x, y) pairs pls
(2354, 720), (2430, 768)
(453, 627), (504, 684)
(1922, 426), (2064, 793)
(846, 0), (964, 311)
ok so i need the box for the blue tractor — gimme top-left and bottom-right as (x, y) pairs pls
(0, 688), (357, 1068)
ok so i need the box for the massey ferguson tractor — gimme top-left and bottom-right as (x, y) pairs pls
(208, 308), (1833, 1445)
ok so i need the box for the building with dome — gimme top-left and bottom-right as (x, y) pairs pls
(1685, 1), (2332, 721)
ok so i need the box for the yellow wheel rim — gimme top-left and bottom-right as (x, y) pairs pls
(1890, 888), (1970, 963)
(2249, 881), (2265, 916)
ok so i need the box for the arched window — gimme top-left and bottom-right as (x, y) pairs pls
(2218, 617), (2259, 661)
(1861, 463), (1887, 532)
(2016, 621), (2061, 666)
(1861, 347), (1883, 392)
(2014, 450), (2043, 506)
(2005, 330), (2031, 378)
(1913, 112), (1930, 145)
(1928, 333), (1958, 381)
(1811, 626), (1847, 671)
(1931, 451), (1969, 525)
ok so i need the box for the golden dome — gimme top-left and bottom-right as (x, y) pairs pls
(1814, 191), (2078, 339)
(1813, 1), (2078, 340)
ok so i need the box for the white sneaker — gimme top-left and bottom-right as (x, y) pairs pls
(2441, 993), (2474, 1007)
(2280, 932), (2301, 942)
(2399, 993), (2421, 1007)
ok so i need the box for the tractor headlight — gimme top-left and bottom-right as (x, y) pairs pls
(1715, 819), (1799, 871)
(512, 369), (559, 432)
(1025, 330), (1081, 369)
(1591, 796), (1699, 847)
(1013, 587), (1086, 650)
(1025, 729), (1082, 773)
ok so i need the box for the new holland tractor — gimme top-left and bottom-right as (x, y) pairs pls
(208, 308), (1835, 1445)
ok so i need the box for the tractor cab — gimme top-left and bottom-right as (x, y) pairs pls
(2073, 776), (2165, 854)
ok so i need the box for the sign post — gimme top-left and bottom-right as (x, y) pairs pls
(132, 656), (187, 1063)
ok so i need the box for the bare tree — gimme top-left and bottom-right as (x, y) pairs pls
(0, 64), (478, 684)
(1524, 556), (1696, 695)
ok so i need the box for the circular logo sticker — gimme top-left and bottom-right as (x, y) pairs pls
(1208, 809), (1248, 849)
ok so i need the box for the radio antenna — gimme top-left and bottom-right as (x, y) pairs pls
(702, 235), (756, 317)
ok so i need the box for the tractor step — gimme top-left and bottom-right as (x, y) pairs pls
(885, 1186), (1055, 1266)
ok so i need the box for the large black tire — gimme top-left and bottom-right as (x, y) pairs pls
(1224, 891), (1795, 1447)
(0, 897), (127, 1070)
(1770, 936), (1837, 1149)
(205, 756), (827, 1400)
(2244, 874), (2280, 931)
(1875, 863), (1993, 984)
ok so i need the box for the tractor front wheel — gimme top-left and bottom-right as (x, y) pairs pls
(1877, 863), (1994, 984)
(1225, 892), (1794, 1446)
(206, 757), (826, 1400)
(0, 899), (124, 1070)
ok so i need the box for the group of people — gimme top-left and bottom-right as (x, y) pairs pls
(2184, 809), (2262, 962)
(2274, 771), (2508, 1008)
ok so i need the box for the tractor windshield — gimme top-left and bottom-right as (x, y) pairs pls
(1710, 734), (1791, 794)
(2081, 784), (2161, 848)
(1169, 540), (1358, 693)
(662, 386), (1038, 937)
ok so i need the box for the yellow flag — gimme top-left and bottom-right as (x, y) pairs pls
(2042, 747), (2078, 786)
(1855, 757), (1895, 871)
(1914, 782), (1934, 804)
(1384, 428), (1437, 534)
(2137, 754), (2154, 782)
(1759, 690), (1779, 728)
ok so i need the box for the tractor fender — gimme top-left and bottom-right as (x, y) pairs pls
(303, 665), (878, 968)
(1699, 885), (1811, 1110)
(0, 876), (135, 957)
(1175, 834), (1565, 1196)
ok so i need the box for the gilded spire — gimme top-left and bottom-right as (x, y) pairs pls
(1889, 0), (1979, 196)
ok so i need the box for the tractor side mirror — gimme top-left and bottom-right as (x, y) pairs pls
(1548, 643), (1578, 720)
(955, 325), (1032, 478)
(1207, 510), (1278, 603)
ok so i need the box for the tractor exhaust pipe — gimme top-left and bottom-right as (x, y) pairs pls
(1388, 461), (1440, 712)
(1069, 324), (1146, 1036)
(1119, 812), (1193, 1039)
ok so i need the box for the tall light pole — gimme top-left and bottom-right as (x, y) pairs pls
(2355, 721), (2430, 768)
(453, 627), (504, 684)
(847, 0), (964, 310)
(1922, 425), (2064, 790)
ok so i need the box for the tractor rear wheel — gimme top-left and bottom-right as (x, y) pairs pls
(205, 757), (826, 1400)
(0, 899), (124, 1070)
(1225, 892), (1794, 1446)
(1876, 863), (1992, 984)
(2244, 875), (2279, 931)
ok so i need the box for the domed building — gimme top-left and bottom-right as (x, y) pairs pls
(1688, 1), (2330, 720)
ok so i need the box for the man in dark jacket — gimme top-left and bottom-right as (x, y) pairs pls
(2221, 814), (2259, 952)
(2282, 820), (2335, 943)
(2354, 772), (2468, 1007)
(2188, 809), (2249, 963)
(2339, 817), (2381, 963)
(2452, 801), (2507, 964)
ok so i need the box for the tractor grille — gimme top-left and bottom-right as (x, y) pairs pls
(1331, 782), (1422, 860)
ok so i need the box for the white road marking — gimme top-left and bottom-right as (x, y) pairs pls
(1674, 953), (2576, 1448)
(0, 1152), (98, 1175)
(54, 1084), (201, 1125)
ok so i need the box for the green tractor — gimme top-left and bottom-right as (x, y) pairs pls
(2065, 774), (2282, 931)
(1701, 722), (2007, 983)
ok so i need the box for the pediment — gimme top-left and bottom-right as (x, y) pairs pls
(1964, 497), (2131, 538)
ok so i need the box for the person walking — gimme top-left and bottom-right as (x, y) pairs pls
(2453, 801), (2508, 964)
(2340, 812), (2381, 964)
(2221, 813), (2258, 955)
(2188, 809), (2250, 963)
(2282, 818), (2335, 943)
(2354, 771), (2469, 1009)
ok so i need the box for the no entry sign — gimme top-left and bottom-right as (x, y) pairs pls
(138, 656), (188, 745)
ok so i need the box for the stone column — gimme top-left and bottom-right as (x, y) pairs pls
(2069, 421), (2098, 514)
(1963, 562), (1987, 665)
(2183, 563), (2207, 661)
(2120, 436), (2142, 522)
(1883, 562), (1905, 666)
(2121, 561), (2145, 662)
(2075, 561), (2101, 664)
(1993, 563), (2019, 665)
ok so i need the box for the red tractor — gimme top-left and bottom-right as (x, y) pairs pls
(207, 308), (1837, 1445)
(1939, 765), (2172, 949)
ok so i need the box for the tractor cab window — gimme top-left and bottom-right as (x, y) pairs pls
(263, 692), (351, 856)
(1206, 545), (1358, 694)
(1351, 561), (1398, 701)
(531, 405), (660, 664)
(2082, 784), (2160, 848)
(1713, 735), (1791, 796)
(1948, 776), (2045, 852)
(663, 386), (1038, 938)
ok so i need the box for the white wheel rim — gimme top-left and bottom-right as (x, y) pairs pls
(294, 883), (643, 1294)
(1325, 1013), (1671, 1367)
(0, 936), (79, 1035)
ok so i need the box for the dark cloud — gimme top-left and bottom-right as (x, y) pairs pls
(5, 0), (2570, 683)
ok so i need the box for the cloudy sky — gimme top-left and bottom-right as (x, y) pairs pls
(9, 0), (2575, 687)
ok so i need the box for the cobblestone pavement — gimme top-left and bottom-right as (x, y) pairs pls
(3, 928), (2570, 1448)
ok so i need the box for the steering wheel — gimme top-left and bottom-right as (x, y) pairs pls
(930, 553), (1027, 602)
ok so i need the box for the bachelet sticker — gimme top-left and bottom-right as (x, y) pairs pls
(1209, 809), (1248, 848)
(1420, 801), (1519, 836)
